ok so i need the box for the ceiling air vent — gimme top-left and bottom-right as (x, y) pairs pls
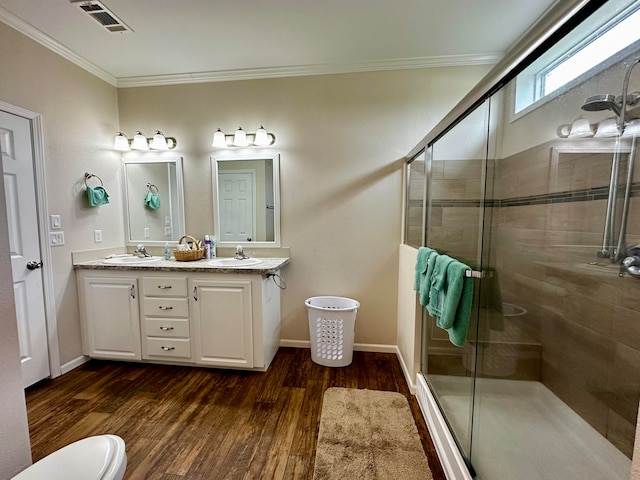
(70, 0), (133, 33)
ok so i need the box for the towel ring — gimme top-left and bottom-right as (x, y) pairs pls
(147, 183), (159, 194)
(84, 172), (104, 187)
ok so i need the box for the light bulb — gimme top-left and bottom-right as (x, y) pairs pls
(254, 126), (270, 146)
(232, 127), (248, 147)
(114, 132), (130, 151)
(131, 131), (149, 150)
(150, 131), (169, 150)
(212, 128), (228, 148)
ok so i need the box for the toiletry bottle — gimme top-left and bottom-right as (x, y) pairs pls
(164, 242), (171, 260)
(211, 236), (216, 257)
(204, 235), (212, 259)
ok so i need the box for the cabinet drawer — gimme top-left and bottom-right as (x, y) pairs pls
(143, 297), (188, 317)
(143, 276), (188, 297)
(144, 337), (191, 359)
(144, 318), (190, 338)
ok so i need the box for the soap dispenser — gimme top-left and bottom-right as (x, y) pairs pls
(164, 242), (171, 260)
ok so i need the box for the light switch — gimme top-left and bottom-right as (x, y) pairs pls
(49, 231), (65, 246)
(94, 230), (102, 243)
(144, 227), (150, 238)
(164, 216), (171, 226)
(50, 214), (61, 229)
(164, 226), (172, 236)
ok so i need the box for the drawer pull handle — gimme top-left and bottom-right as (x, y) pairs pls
(158, 306), (173, 310)
(161, 346), (176, 351)
(158, 285), (172, 289)
(159, 326), (174, 331)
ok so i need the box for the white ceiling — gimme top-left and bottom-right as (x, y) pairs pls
(0, 0), (556, 87)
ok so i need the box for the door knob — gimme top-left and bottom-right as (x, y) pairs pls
(26, 261), (43, 270)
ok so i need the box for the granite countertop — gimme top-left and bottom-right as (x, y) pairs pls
(73, 256), (290, 274)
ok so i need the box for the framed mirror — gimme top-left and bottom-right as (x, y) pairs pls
(211, 153), (280, 248)
(123, 156), (185, 246)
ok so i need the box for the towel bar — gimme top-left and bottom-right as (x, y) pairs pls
(465, 270), (492, 279)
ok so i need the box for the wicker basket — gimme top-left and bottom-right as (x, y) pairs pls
(173, 235), (204, 261)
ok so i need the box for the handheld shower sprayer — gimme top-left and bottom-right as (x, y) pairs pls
(581, 57), (640, 134)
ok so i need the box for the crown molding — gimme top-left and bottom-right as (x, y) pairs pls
(0, 6), (501, 89)
(116, 53), (503, 88)
(0, 6), (117, 87)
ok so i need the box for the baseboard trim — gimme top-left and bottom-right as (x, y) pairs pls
(416, 374), (473, 480)
(279, 339), (396, 354)
(60, 355), (90, 375)
(395, 347), (416, 394)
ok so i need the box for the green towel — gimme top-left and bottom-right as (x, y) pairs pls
(437, 261), (474, 347)
(86, 186), (109, 206)
(415, 248), (438, 307)
(144, 192), (160, 209)
(414, 247), (435, 291)
(426, 255), (456, 318)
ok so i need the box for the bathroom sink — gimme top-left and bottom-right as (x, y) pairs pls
(207, 258), (263, 267)
(102, 256), (162, 265)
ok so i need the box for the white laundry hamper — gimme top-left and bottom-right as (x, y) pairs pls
(306, 296), (359, 367)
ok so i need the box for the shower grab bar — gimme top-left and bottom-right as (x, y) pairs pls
(614, 136), (637, 262)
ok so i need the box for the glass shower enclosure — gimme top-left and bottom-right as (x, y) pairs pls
(409, 1), (640, 478)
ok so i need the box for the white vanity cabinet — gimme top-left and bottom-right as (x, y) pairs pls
(191, 278), (254, 368)
(79, 274), (142, 361)
(141, 276), (192, 362)
(190, 272), (281, 369)
(76, 265), (284, 371)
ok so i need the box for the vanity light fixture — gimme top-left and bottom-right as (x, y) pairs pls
(114, 131), (178, 151)
(211, 126), (276, 148)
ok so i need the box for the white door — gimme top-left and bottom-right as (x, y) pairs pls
(219, 171), (255, 242)
(1, 111), (50, 387)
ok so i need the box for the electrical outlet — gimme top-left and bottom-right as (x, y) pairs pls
(94, 229), (102, 243)
(50, 214), (61, 229)
(49, 231), (65, 246)
(164, 226), (172, 236)
(144, 227), (150, 238)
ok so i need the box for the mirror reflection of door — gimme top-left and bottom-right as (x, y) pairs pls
(219, 170), (256, 242)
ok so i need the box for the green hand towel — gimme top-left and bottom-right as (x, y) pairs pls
(144, 192), (160, 209)
(437, 261), (474, 347)
(426, 255), (455, 318)
(86, 186), (109, 206)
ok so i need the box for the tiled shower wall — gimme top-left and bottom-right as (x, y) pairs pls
(425, 139), (640, 456)
(494, 138), (640, 457)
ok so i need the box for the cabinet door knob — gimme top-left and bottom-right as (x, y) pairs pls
(161, 346), (175, 351)
(159, 326), (174, 331)
(157, 285), (172, 289)
(130, 285), (136, 299)
(158, 306), (173, 310)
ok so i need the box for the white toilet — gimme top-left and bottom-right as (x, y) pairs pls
(12, 434), (127, 480)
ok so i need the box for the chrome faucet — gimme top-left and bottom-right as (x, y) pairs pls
(234, 245), (248, 260)
(134, 244), (150, 258)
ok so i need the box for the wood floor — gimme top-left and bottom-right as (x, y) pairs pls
(25, 347), (446, 480)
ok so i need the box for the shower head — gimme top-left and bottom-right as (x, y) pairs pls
(581, 94), (622, 116)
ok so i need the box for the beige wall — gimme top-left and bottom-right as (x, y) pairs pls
(397, 244), (421, 388)
(0, 22), (121, 367)
(118, 65), (491, 346)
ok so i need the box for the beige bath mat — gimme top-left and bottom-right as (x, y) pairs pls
(314, 387), (433, 480)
